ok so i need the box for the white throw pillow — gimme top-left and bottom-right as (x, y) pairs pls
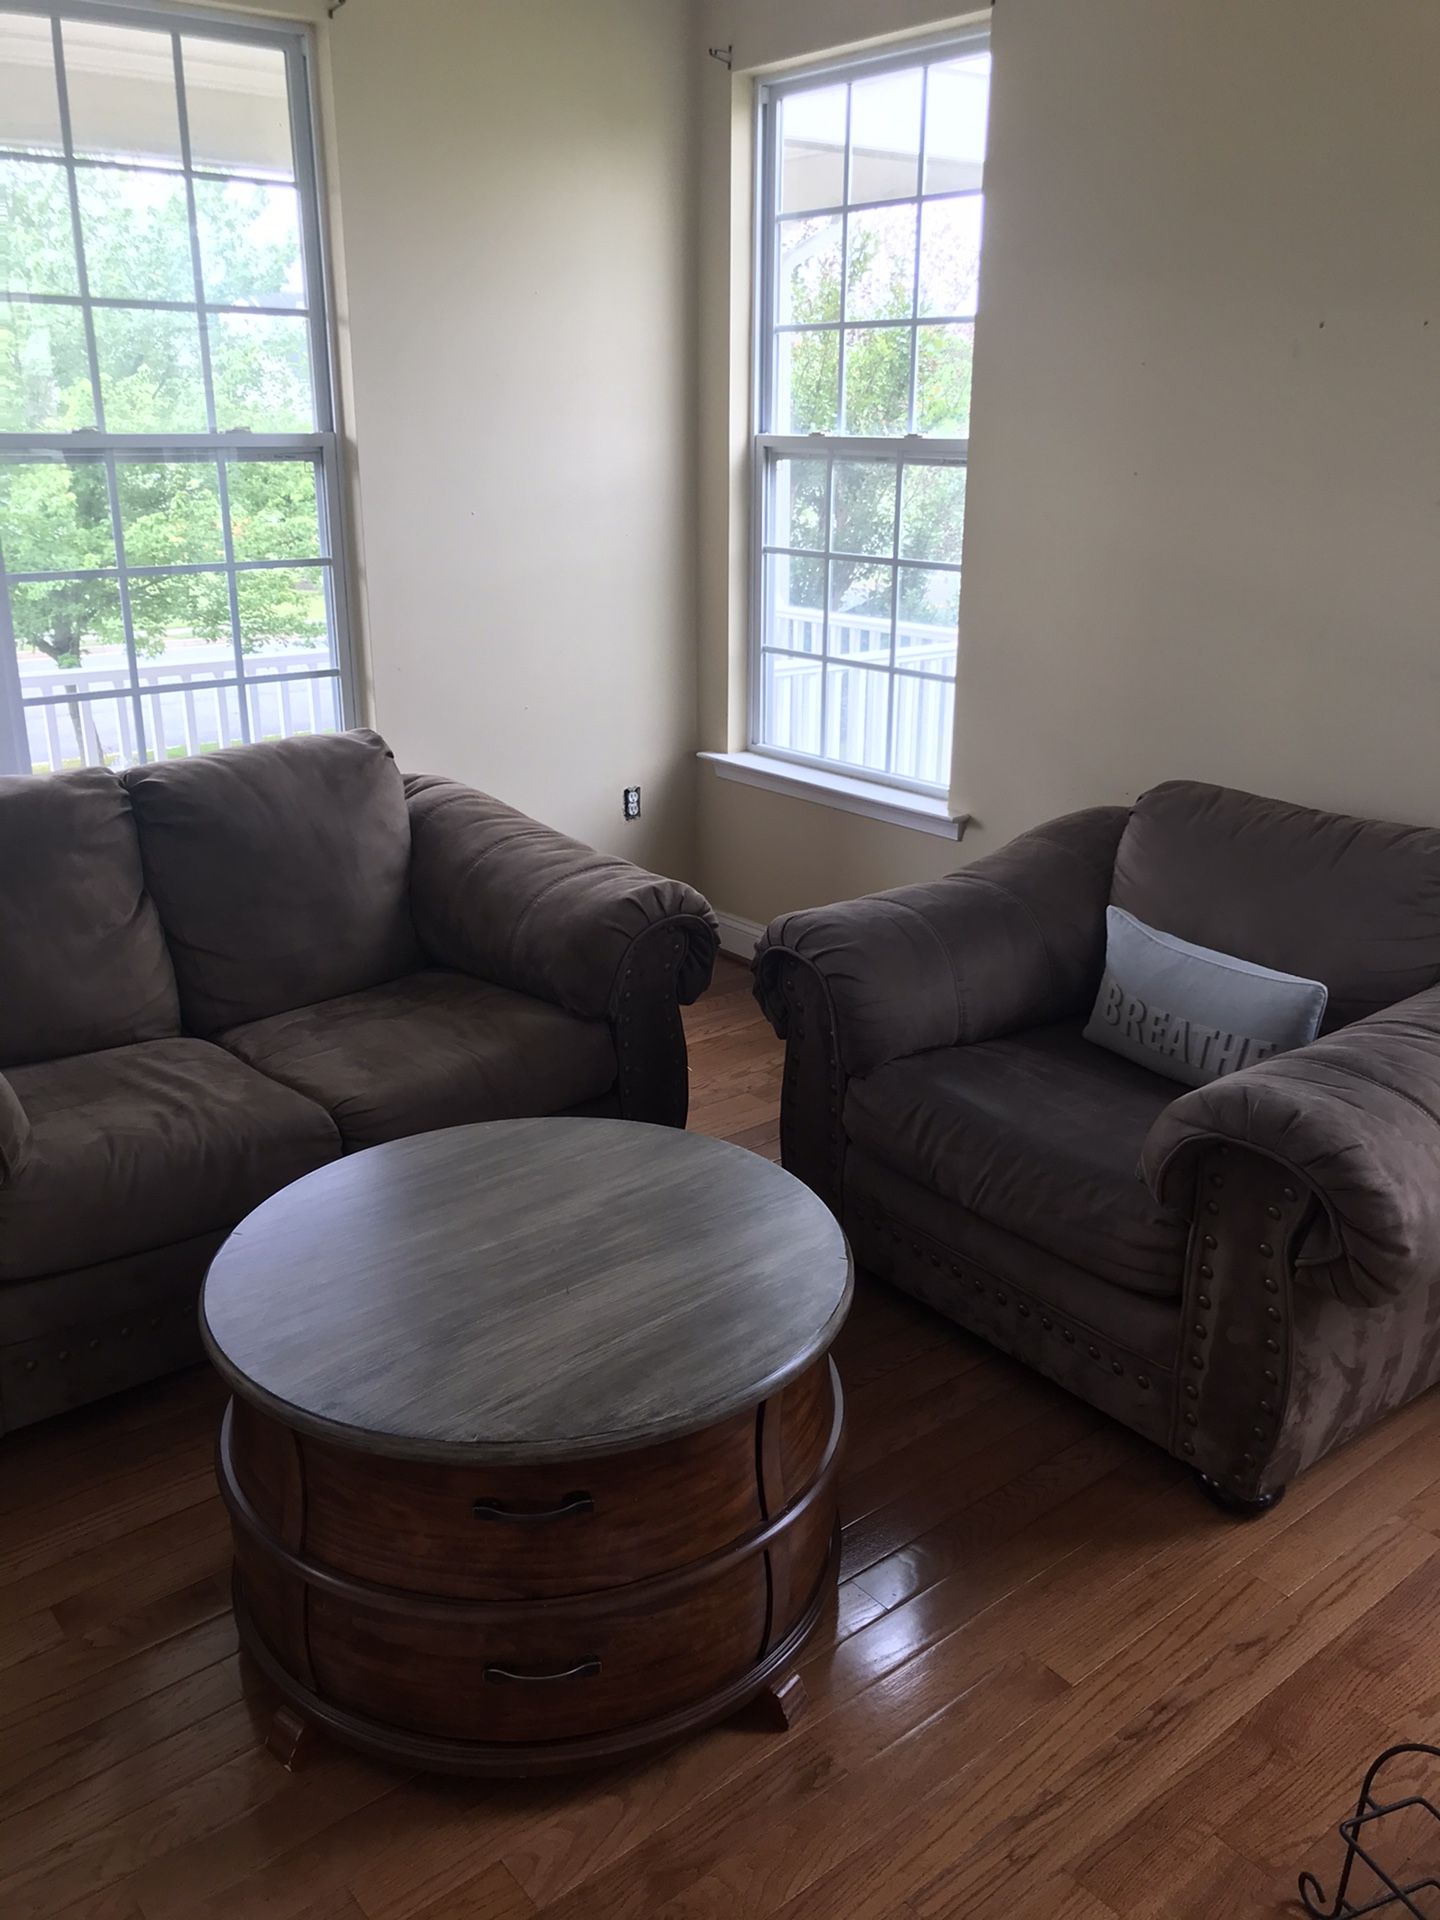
(1083, 906), (1328, 1088)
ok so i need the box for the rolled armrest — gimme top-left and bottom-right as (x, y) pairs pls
(752, 806), (1128, 1077)
(0, 1074), (29, 1184)
(405, 775), (719, 1018)
(1142, 984), (1440, 1306)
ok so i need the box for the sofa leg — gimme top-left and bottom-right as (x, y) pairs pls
(1196, 1472), (1286, 1519)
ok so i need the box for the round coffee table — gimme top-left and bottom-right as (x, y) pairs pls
(201, 1116), (852, 1775)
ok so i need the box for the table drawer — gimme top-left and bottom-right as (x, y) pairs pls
(228, 1360), (833, 1601)
(247, 1548), (771, 1745)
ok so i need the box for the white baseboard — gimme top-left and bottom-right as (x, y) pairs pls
(714, 911), (765, 960)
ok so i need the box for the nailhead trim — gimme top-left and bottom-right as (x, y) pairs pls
(863, 1207), (1156, 1405)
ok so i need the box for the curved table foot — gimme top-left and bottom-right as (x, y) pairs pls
(757, 1670), (808, 1731)
(266, 1702), (313, 1771)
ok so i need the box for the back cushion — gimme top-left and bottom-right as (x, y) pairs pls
(124, 730), (421, 1035)
(1111, 781), (1440, 1029)
(0, 768), (180, 1067)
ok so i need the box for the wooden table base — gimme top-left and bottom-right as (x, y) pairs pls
(220, 1360), (844, 1777)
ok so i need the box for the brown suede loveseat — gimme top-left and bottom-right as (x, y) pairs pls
(755, 779), (1440, 1512)
(0, 729), (718, 1435)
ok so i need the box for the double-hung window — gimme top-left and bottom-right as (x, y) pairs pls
(0, 1), (351, 776)
(752, 32), (990, 795)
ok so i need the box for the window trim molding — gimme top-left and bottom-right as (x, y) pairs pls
(699, 748), (968, 841)
(745, 24), (989, 808)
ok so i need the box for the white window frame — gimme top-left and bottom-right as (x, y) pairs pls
(0, 0), (355, 774)
(746, 28), (989, 809)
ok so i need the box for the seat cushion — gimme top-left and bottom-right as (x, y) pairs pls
(843, 1021), (1189, 1298)
(0, 1040), (339, 1283)
(0, 768), (179, 1067)
(218, 969), (618, 1151)
(123, 729), (422, 1035)
(1112, 781), (1440, 1030)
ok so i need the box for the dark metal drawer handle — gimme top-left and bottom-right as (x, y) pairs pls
(471, 1491), (593, 1525)
(483, 1658), (601, 1685)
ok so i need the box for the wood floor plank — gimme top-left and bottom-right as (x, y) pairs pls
(290, 1894), (373, 1920)
(755, 1519), (1433, 1920)
(0, 1613), (237, 1755)
(847, 1427), (1165, 1615)
(624, 1659), (1069, 1920)
(0, 1573), (231, 1733)
(0, 1370), (221, 1517)
(124, 1762), (422, 1920)
(826, 1283), (958, 1392)
(1, 959), (1438, 1920)
(0, 1699), (270, 1878)
(0, 1446), (216, 1591)
(365, 1861), (536, 1920)
(0, 1497), (229, 1636)
(0, 1655), (249, 1820)
(840, 1391), (1101, 1579)
(1093, 1827), (1289, 1920)
(908, 1521), (1438, 1919)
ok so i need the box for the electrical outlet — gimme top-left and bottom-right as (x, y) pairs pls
(623, 785), (641, 822)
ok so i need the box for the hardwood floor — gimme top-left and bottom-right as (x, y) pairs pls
(3, 954), (1440, 1918)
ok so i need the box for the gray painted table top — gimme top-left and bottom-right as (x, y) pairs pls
(200, 1118), (853, 1463)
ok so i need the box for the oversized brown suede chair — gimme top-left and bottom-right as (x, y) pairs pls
(0, 729), (718, 1435)
(754, 780), (1440, 1513)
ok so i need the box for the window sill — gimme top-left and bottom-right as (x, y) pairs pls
(698, 750), (968, 840)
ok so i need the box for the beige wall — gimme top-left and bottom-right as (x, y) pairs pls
(322, 0), (697, 875)
(953, 0), (1440, 850)
(695, 0), (1440, 927)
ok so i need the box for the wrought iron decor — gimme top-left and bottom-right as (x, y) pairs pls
(1299, 1743), (1440, 1917)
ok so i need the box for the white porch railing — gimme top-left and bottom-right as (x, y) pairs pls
(20, 650), (338, 774)
(767, 606), (956, 788)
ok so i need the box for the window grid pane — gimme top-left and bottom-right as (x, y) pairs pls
(754, 35), (989, 790)
(0, 7), (347, 777)
(757, 448), (962, 789)
(5, 444), (336, 772)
